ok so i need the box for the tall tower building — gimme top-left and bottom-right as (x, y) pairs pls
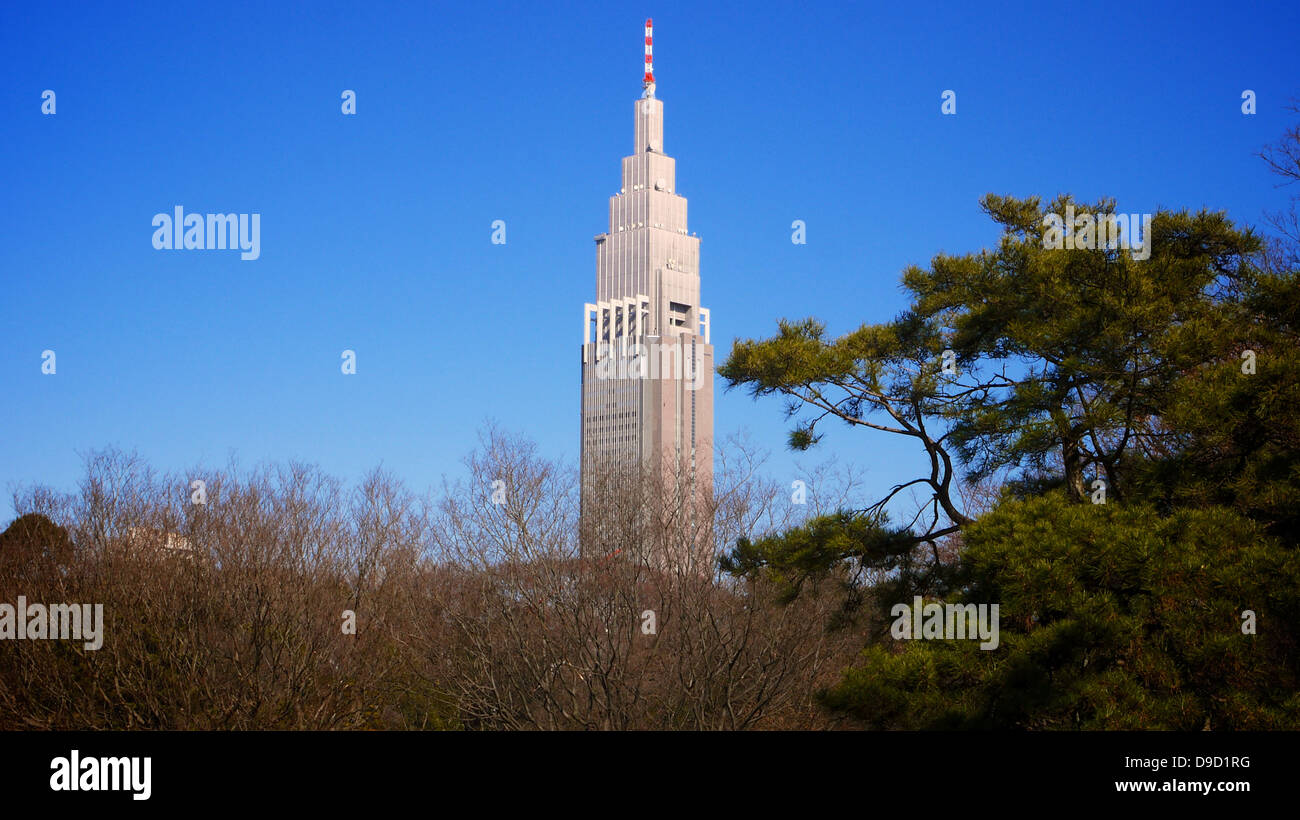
(580, 19), (714, 565)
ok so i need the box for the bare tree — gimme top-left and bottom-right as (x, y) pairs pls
(1, 431), (863, 731)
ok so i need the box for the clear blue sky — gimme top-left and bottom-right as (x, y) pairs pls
(2, 0), (1298, 526)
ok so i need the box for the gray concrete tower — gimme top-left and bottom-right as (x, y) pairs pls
(580, 20), (714, 563)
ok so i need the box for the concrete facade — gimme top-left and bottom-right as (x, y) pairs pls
(580, 89), (714, 563)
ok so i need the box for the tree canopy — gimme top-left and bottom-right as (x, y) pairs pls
(717, 114), (1300, 729)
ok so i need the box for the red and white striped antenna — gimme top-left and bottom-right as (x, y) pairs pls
(643, 18), (655, 93)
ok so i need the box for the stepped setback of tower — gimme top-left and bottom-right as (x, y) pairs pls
(580, 20), (714, 564)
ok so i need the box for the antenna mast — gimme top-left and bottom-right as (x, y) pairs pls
(642, 18), (655, 98)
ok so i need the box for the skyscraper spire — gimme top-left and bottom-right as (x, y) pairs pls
(642, 18), (655, 98)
